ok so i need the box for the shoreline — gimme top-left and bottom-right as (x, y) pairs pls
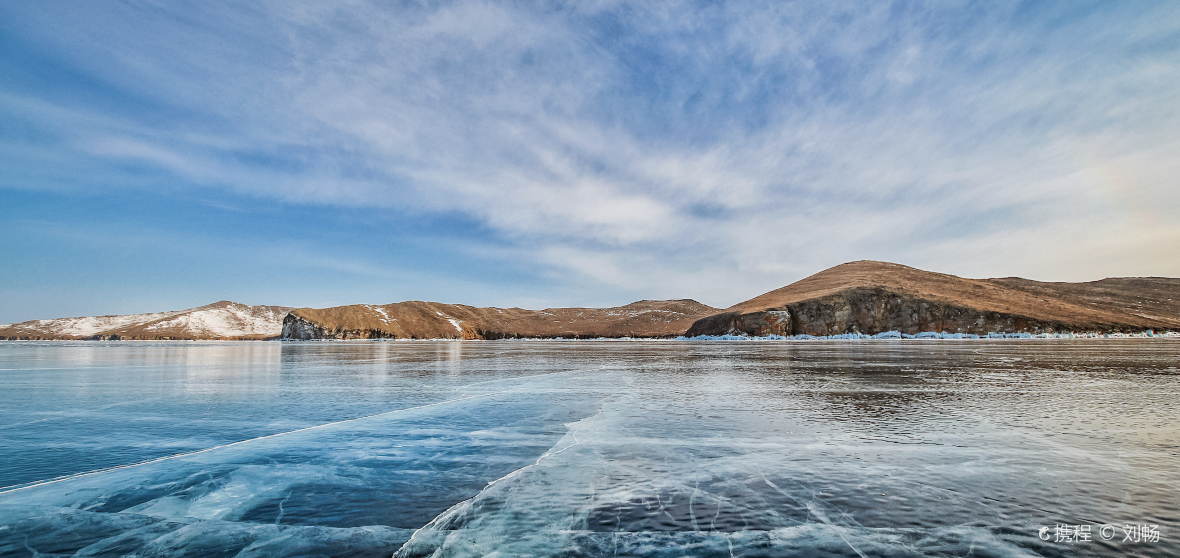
(2, 330), (1178, 343)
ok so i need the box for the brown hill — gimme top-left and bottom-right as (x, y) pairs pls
(686, 261), (1180, 337)
(283, 299), (719, 340)
(0, 301), (292, 340)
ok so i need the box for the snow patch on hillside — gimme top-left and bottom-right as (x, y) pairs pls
(369, 305), (392, 322)
(3, 311), (184, 336)
(144, 303), (287, 337)
(1, 302), (290, 339)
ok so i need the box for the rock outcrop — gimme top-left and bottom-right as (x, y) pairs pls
(686, 261), (1180, 337)
(0, 301), (292, 340)
(281, 300), (718, 340)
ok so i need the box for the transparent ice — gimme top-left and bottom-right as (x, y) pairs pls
(1, 340), (1177, 557)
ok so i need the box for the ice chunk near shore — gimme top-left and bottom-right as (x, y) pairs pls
(680, 330), (1175, 341)
(823, 332), (872, 339)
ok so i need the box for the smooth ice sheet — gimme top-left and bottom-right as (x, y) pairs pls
(1, 340), (1177, 557)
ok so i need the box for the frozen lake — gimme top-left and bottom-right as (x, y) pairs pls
(0, 340), (1176, 557)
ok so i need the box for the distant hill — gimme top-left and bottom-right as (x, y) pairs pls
(5, 262), (1177, 341)
(686, 261), (1180, 337)
(0, 301), (292, 340)
(283, 300), (719, 340)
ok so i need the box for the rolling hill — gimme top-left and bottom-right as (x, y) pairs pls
(0, 301), (292, 340)
(4, 261), (1177, 341)
(282, 300), (719, 340)
(686, 261), (1180, 337)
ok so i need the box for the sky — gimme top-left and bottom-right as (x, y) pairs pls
(2, 0), (1179, 323)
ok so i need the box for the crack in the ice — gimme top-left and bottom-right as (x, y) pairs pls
(710, 490), (723, 531)
(655, 493), (677, 524)
(886, 474), (1104, 525)
(275, 489), (292, 525)
(760, 472), (868, 558)
(393, 405), (606, 557)
(22, 534), (41, 558)
(0, 396), (170, 431)
(0, 391), (512, 495)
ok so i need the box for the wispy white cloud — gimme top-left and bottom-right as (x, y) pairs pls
(3, 0), (1179, 309)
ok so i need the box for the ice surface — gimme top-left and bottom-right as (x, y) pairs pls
(0, 505), (416, 558)
(393, 393), (1080, 557)
(1, 371), (606, 556)
(2, 340), (1178, 557)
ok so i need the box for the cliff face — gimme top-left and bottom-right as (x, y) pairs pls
(281, 299), (719, 340)
(687, 262), (1180, 337)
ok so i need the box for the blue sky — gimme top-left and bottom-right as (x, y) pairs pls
(2, 1), (1179, 322)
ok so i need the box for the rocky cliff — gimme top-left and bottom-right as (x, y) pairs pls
(686, 261), (1180, 337)
(0, 301), (292, 340)
(281, 299), (718, 340)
